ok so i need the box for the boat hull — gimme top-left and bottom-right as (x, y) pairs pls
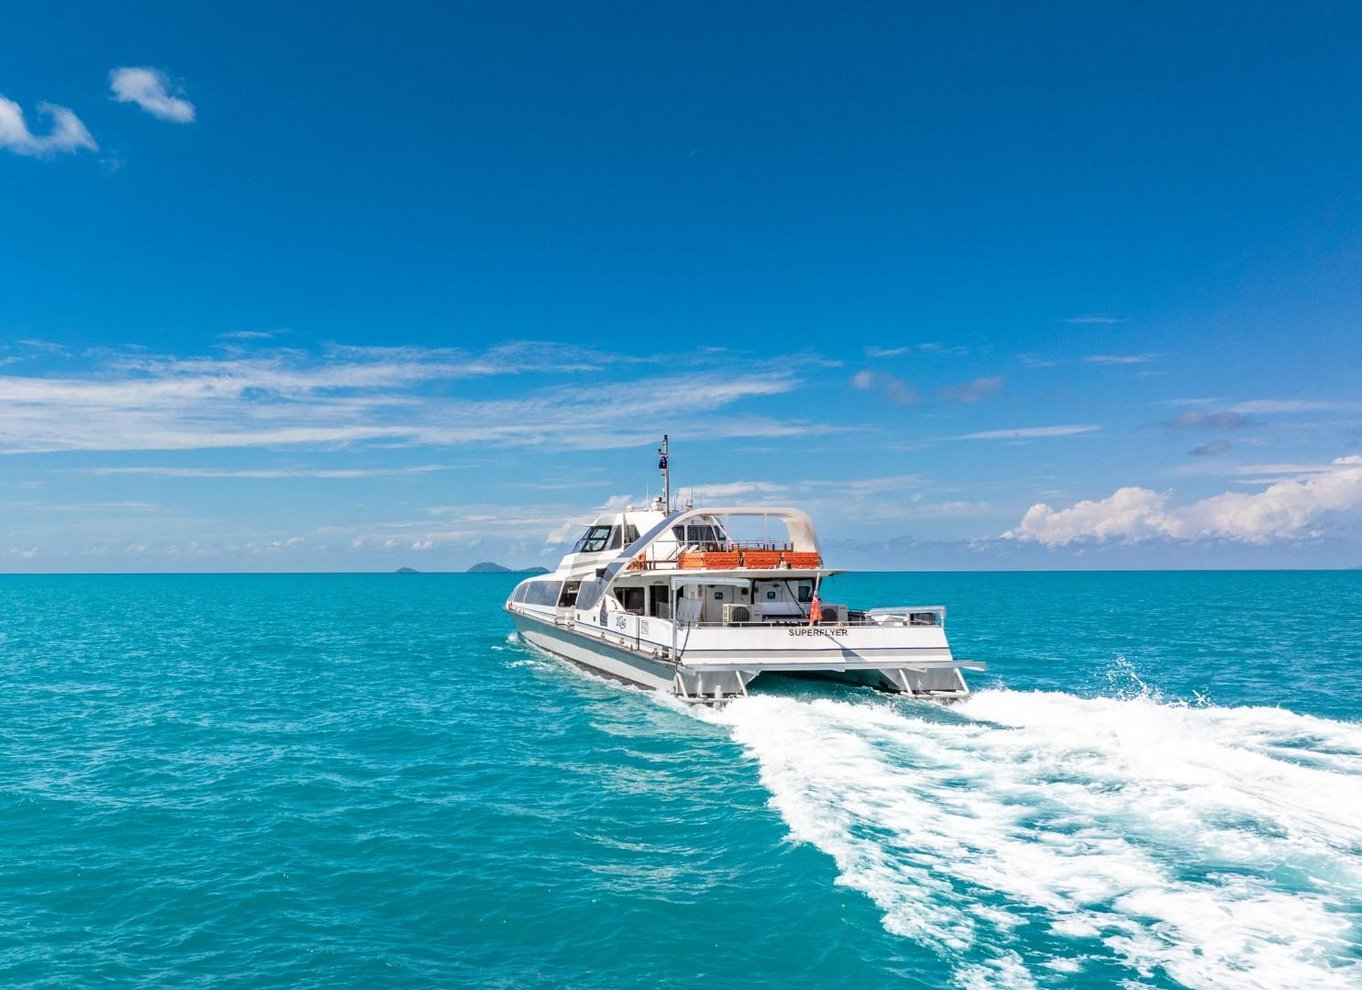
(510, 610), (677, 692)
(509, 608), (973, 702)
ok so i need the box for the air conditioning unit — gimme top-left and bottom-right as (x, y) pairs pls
(722, 603), (762, 625)
(817, 603), (848, 624)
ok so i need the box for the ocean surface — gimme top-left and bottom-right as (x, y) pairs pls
(1, 571), (1359, 989)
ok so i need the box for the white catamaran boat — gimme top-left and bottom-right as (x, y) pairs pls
(505, 437), (982, 703)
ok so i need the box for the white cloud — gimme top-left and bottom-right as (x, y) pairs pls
(109, 67), (195, 123)
(957, 425), (1100, 440)
(0, 95), (97, 157)
(1006, 456), (1362, 546)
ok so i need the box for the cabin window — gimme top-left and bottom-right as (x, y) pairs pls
(671, 523), (729, 547)
(616, 587), (645, 615)
(576, 577), (608, 611)
(648, 585), (671, 618)
(796, 581), (813, 603)
(558, 583), (580, 608)
(623, 525), (640, 546)
(573, 525), (614, 553)
(521, 580), (564, 607)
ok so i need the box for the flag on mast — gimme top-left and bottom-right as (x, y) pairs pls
(809, 592), (823, 625)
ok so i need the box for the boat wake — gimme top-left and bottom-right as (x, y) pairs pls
(706, 687), (1362, 989)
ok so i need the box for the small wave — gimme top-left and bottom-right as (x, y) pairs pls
(713, 689), (1362, 989)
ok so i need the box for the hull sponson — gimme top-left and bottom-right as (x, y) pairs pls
(511, 611), (676, 692)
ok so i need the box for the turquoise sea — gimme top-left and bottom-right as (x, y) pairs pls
(1, 571), (1360, 989)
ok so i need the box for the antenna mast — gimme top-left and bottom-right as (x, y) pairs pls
(657, 435), (671, 512)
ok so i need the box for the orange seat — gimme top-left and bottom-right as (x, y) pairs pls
(742, 550), (782, 569)
(782, 551), (822, 569)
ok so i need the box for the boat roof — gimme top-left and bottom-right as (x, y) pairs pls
(662, 506), (820, 553)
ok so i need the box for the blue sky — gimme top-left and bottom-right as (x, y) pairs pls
(2, 2), (1361, 571)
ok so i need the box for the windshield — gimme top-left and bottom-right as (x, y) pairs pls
(572, 525), (614, 553)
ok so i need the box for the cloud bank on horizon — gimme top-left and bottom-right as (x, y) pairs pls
(1006, 457), (1362, 547)
(2, 337), (1359, 570)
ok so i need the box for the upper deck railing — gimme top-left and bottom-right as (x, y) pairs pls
(628, 544), (822, 571)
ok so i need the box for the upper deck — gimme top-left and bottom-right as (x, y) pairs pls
(610, 506), (826, 574)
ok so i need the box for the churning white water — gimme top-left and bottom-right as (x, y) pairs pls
(711, 689), (1362, 989)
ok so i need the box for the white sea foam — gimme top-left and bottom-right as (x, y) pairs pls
(711, 689), (1362, 989)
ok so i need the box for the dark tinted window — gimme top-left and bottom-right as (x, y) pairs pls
(521, 581), (564, 607)
(573, 525), (614, 553)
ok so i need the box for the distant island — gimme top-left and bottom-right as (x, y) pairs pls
(395, 567), (420, 574)
(467, 562), (549, 574)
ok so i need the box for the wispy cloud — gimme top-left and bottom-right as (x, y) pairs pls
(916, 342), (969, 357)
(1064, 315), (1126, 325)
(1156, 397), (1221, 407)
(217, 330), (277, 341)
(687, 480), (789, 500)
(1190, 440), (1231, 456)
(956, 424), (1100, 440)
(1005, 455), (1362, 546)
(0, 343), (821, 454)
(78, 464), (455, 479)
(1234, 462), (1345, 477)
(1164, 410), (1254, 430)
(1083, 353), (1158, 366)
(1229, 399), (1361, 415)
(17, 339), (68, 354)
(937, 376), (1004, 404)
(803, 473), (921, 494)
(109, 67), (195, 123)
(851, 369), (919, 405)
(0, 95), (97, 157)
(864, 345), (911, 358)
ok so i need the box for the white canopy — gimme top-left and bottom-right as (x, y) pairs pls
(668, 575), (752, 590)
(664, 506), (821, 553)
